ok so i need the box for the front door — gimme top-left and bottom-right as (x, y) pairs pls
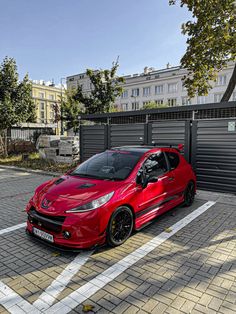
(135, 151), (171, 225)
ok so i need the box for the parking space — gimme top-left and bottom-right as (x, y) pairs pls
(0, 168), (236, 314)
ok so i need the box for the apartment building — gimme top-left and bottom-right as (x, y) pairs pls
(32, 81), (65, 133)
(66, 62), (236, 111)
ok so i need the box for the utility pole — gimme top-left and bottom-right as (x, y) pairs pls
(60, 77), (66, 135)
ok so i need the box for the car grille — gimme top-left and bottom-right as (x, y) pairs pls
(28, 207), (66, 233)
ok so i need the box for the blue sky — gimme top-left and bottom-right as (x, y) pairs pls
(0, 0), (191, 83)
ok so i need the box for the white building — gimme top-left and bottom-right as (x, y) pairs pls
(66, 62), (236, 111)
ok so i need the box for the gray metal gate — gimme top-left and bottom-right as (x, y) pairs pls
(109, 124), (145, 148)
(80, 125), (107, 161)
(191, 119), (236, 193)
(80, 121), (189, 161)
(149, 121), (190, 162)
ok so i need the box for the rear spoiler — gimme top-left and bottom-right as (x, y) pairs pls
(150, 142), (184, 152)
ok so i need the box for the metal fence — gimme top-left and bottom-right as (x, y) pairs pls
(191, 119), (236, 194)
(80, 117), (236, 194)
(80, 121), (190, 162)
(9, 127), (55, 141)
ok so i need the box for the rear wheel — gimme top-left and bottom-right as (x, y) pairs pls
(107, 206), (133, 247)
(183, 181), (195, 207)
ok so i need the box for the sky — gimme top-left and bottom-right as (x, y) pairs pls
(0, 0), (191, 83)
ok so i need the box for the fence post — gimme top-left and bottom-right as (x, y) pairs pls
(184, 121), (191, 163)
(147, 122), (153, 145)
(191, 120), (198, 171)
(105, 124), (111, 149)
(79, 126), (83, 162)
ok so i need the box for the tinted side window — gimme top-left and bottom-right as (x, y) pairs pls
(166, 152), (180, 170)
(143, 152), (168, 177)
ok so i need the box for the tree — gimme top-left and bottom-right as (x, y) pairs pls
(0, 57), (36, 155)
(169, 0), (236, 101)
(74, 61), (125, 114)
(142, 101), (168, 110)
(61, 88), (84, 135)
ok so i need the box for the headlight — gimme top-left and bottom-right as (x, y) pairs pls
(65, 191), (114, 213)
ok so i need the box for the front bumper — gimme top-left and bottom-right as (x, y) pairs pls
(26, 207), (106, 249)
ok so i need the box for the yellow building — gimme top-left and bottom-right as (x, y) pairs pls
(32, 82), (65, 134)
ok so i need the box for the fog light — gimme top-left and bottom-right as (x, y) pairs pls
(63, 231), (71, 239)
(28, 215), (33, 223)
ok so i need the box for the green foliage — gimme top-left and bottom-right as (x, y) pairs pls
(142, 101), (168, 110)
(169, 0), (236, 100)
(0, 57), (36, 131)
(74, 61), (125, 114)
(61, 88), (84, 134)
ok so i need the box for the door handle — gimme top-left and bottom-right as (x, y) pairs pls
(168, 177), (175, 181)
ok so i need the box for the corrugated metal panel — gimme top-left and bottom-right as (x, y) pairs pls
(80, 125), (106, 161)
(110, 124), (145, 147)
(192, 119), (236, 194)
(151, 121), (190, 161)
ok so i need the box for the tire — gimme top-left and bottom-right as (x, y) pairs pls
(183, 181), (195, 207)
(107, 206), (133, 247)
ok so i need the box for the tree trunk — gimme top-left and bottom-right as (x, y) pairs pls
(221, 62), (236, 102)
(0, 129), (8, 157)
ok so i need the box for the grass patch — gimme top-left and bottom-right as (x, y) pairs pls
(0, 153), (78, 174)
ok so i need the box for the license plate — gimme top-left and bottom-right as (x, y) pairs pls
(33, 227), (54, 243)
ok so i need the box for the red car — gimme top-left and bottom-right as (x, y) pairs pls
(26, 145), (196, 249)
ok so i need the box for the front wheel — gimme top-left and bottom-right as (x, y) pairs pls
(183, 181), (195, 207)
(107, 206), (133, 247)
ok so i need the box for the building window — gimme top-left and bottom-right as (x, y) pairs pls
(168, 83), (178, 93)
(143, 87), (151, 96)
(217, 75), (227, 86)
(143, 101), (151, 106)
(214, 93), (223, 103)
(39, 92), (44, 99)
(121, 90), (128, 98)
(132, 102), (139, 110)
(131, 88), (139, 97)
(155, 85), (164, 94)
(182, 83), (187, 91)
(122, 103), (128, 111)
(182, 97), (191, 106)
(155, 99), (164, 105)
(40, 102), (45, 110)
(197, 96), (207, 104)
(49, 94), (54, 100)
(40, 111), (45, 119)
(167, 98), (177, 107)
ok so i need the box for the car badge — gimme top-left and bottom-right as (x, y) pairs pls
(41, 198), (51, 209)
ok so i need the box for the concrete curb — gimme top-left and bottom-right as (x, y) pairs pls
(0, 164), (60, 177)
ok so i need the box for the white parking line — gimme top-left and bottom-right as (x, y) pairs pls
(33, 251), (92, 311)
(0, 223), (26, 236)
(0, 201), (216, 313)
(45, 201), (215, 313)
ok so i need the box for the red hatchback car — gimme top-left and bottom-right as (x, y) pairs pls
(26, 146), (196, 249)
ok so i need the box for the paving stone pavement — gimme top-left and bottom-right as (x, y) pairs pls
(0, 167), (236, 313)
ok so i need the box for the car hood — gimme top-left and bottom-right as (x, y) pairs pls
(35, 175), (125, 214)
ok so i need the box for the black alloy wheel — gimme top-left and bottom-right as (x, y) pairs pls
(107, 206), (133, 247)
(183, 181), (195, 207)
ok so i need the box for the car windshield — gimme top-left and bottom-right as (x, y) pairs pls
(71, 150), (143, 180)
